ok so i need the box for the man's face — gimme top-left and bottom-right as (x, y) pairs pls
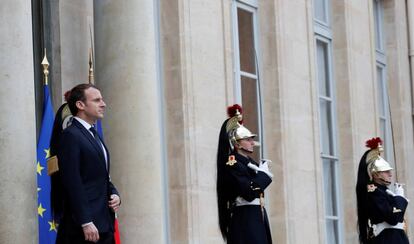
(77, 87), (106, 122)
(237, 137), (255, 153)
(374, 170), (393, 185)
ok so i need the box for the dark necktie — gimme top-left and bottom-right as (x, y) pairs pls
(89, 126), (102, 147)
(89, 126), (108, 170)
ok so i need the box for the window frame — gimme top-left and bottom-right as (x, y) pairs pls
(232, 0), (264, 158)
(313, 1), (344, 242)
(313, 0), (331, 33)
(373, 0), (394, 164)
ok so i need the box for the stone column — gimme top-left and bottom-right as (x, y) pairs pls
(383, 1), (414, 241)
(264, 0), (323, 243)
(160, 0), (230, 242)
(258, 0), (289, 243)
(94, 1), (167, 243)
(331, 1), (376, 243)
(0, 1), (37, 243)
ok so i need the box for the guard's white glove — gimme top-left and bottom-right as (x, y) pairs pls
(259, 160), (272, 176)
(394, 183), (405, 197)
(247, 162), (260, 172)
(386, 189), (396, 197)
(386, 184), (409, 202)
(247, 161), (273, 178)
(261, 159), (272, 164)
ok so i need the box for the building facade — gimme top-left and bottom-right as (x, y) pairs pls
(1, 0), (414, 243)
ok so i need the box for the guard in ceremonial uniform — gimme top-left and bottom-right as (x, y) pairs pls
(356, 137), (409, 244)
(49, 94), (73, 226)
(216, 104), (273, 244)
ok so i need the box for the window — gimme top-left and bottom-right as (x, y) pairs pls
(233, 0), (262, 161)
(314, 0), (343, 243)
(373, 0), (385, 53)
(373, 0), (394, 163)
(314, 0), (329, 24)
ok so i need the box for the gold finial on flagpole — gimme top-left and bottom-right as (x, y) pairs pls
(88, 48), (94, 84)
(41, 48), (50, 85)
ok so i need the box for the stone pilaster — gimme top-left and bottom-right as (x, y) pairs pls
(0, 1), (37, 243)
(94, 1), (167, 243)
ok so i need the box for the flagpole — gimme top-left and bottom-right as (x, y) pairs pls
(89, 48), (94, 84)
(41, 49), (49, 85)
(37, 47), (57, 243)
(89, 23), (95, 85)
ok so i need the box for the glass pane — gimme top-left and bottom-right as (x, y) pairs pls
(314, 0), (327, 23)
(316, 41), (330, 97)
(326, 219), (339, 244)
(241, 75), (260, 162)
(323, 158), (337, 216)
(380, 118), (387, 159)
(320, 99), (333, 155)
(376, 66), (386, 116)
(237, 8), (256, 74)
(373, 0), (383, 51)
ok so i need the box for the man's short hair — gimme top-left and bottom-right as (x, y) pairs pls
(67, 83), (98, 115)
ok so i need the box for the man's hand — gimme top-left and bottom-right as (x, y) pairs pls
(83, 223), (99, 243)
(247, 162), (273, 178)
(395, 183), (405, 197)
(259, 160), (273, 178)
(109, 194), (121, 212)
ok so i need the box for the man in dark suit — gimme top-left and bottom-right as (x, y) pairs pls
(56, 83), (120, 244)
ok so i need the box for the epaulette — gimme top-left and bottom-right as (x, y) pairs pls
(226, 155), (237, 166)
(367, 184), (377, 193)
(393, 207), (402, 213)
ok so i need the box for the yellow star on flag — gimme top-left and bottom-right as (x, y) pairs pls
(37, 161), (44, 176)
(38, 203), (46, 217)
(48, 220), (58, 232)
(44, 148), (51, 159)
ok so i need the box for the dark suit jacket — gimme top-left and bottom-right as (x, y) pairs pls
(57, 118), (119, 236)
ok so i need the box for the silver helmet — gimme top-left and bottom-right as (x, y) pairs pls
(226, 105), (257, 149)
(365, 137), (393, 180)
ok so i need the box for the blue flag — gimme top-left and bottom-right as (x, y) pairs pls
(96, 120), (104, 138)
(36, 84), (57, 243)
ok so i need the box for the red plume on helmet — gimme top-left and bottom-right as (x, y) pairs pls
(365, 137), (383, 150)
(227, 104), (243, 124)
(64, 90), (71, 102)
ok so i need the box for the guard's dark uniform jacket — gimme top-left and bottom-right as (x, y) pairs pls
(225, 152), (272, 244)
(366, 183), (409, 244)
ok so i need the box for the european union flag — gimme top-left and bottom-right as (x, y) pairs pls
(96, 120), (104, 137)
(36, 84), (57, 243)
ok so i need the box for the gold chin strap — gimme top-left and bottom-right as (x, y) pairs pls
(238, 144), (253, 154)
(374, 175), (391, 186)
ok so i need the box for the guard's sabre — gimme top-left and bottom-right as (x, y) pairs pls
(89, 24), (94, 84)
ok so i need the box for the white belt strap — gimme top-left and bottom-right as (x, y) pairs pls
(372, 222), (405, 237)
(235, 197), (260, 206)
